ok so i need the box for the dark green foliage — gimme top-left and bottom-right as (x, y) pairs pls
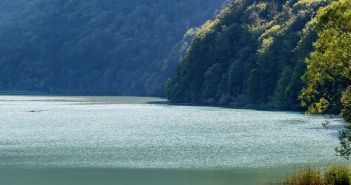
(202, 63), (223, 102)
(0, 0), (223, 96)
(166, 0), (330, 109)
(341, 86), (351, 123)
(336, 128), (351, 159)
(325, 166), (351, 185)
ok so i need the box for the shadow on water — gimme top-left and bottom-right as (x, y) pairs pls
(155, 101), (304, 113)
(0, 167), (306, 185)
(306, 124), (347, 139)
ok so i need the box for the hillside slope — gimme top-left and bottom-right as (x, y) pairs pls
(0, 0), (224, 96)
(166, 0), (331, 110)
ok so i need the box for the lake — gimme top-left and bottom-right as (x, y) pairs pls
(0, 95), (346, 185)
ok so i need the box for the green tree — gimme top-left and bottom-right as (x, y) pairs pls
(202, 63), (223, 102)
(167, 0), (330, 108)
(300, 0), (351, 115)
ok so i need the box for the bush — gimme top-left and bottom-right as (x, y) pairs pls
(325, 166), (351, 185)
(283, 166), (351, 185)
(284, 168), (322, 185)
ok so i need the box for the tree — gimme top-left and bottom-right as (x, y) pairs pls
(341, 86), (351, 123)
(167, 0), (329, 108)
(201, 63), (223, 102)
(300, 0), (351, 115)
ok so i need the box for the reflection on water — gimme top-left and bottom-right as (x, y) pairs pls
(0, 95), (347, 185)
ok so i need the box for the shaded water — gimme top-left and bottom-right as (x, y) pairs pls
(0, 96), (346, 185)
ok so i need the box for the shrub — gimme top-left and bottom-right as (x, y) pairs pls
(284, 168), (322, 185)
(283, 167), (351, 185)
(324, 166), (351, 185)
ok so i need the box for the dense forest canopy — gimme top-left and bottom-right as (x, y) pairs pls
(0, 0), (224, 96)
(166, 0), (333, 110)
(167, 0), (351, 121)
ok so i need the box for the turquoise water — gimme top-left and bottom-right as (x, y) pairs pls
(0, 96), (346, 185)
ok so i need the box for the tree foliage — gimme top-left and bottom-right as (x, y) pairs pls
(300, 0), (351, 117)
(341, 86), (351, 123)
(166, 0), (330, 110)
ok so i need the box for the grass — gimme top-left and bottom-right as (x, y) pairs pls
(282, 166), (351, 185)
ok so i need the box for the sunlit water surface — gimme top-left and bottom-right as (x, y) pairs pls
(0, 96), (346, 185)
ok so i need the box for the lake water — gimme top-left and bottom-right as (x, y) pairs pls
(0, 95), (347, 185)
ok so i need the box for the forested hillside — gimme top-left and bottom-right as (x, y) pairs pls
(166, 0), (332, 110)
(0, 0), (224, 96)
